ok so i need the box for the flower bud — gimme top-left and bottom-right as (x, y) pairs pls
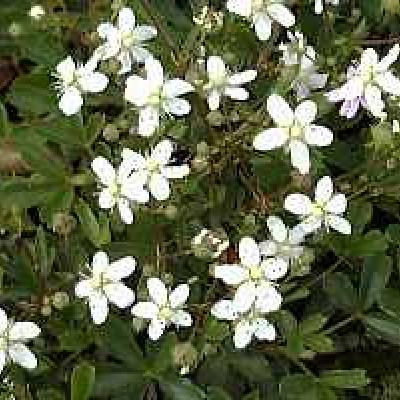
(52, 291), (70, 310)
(172, 342), (198, 374)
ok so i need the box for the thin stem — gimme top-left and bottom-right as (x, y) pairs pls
(323, 315), (356, 335)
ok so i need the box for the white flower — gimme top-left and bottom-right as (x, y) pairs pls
(124, 57), (194, 137)
(131, 278), (192, 340)
(284, 175), (352, 235)
(314, 0), (339, 15)
(75, 251), (136, 325)
(0, 308), (40, 373)
(393, 119), (400, 133)
(203, 56), (257, 110)
(28, 5), (45, 20)
(259, 216), (304, 271)
(122, 139), (190, 201)
(91, 153), (149, 224)
(54, 56), (108, 116)
(96, 7), (157, 75)
(253, 95), (333, 174)
(211, 299), (276, 348)
(214, 237), (284, 314)
(327, 45), (400, 119)
(226, 0), (295, 41)
(279, 31), (328, 99)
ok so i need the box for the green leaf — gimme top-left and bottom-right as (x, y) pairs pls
(319, 369), (369, 389)
(71, 362), (95, 400)
(359, 255), (392, 310)
(378, 288), (400, 319)
(348, 200), (372, 235)
(385, 224), (400, 243)
(207, 387), (232, 400)
(325, 272), (358, 311)
(74, 199), (101, 247)
(0, 100), (10, 137)
(227, 353), (271, 382)
(303, 334), (334, 353)
(299, 314), (328, 335)
(159, 377), (206, 400)
(279, 374), (319, 400)
(363, 313), (400, 346)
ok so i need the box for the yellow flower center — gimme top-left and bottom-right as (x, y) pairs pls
(249, 265), (263, 280)
(290, 124), (303, 138)
(158, 306), (173, 321)
(252, 0), (264, 12)
(311, 202), (325, 217)
(146, 158), (160, 173)
(121, 30), (137, 48)
(109, 181), (121, 199)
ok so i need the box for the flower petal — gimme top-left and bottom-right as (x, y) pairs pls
(0, 309), (7, 334)
(259, 240), (277, 257)
(289, 139), (310, 175)
(267, 4), (295, 27)
(0, 351), (5, 374)
(133, 25), (157, 41)
(234, 320), (253, 349)
(214, 264), (249, 285)
(207, 56), (226, 80)
(364, 84), (385, 117)
(118, 7), (135, 32)
(92, 251), (109, 276)
(224, 86), (249, 101)
(375, 71), (400, 96)
(163, 79), (194, 98)
(89, 293), (109, 325)
(304, 125), (333, 147)
(98, 188), (115, 209)
(171, 310), (192, 327)
(9, 322), (40, 341)
(169, 284), (190, 308)
(315, 175), (333, 204)
(79, 72), (108, 93)
(105, 256), (136, 281)
(164, 98), (191, 116)
(131, 302), (158, 319)
(227, 0), (252, 17)
(284, 193), (313, 216)
(267, 216), (287, 243)
(121, 179), (150, 203)
(239, 237), (260, 267)
(121, 148), (146, 171)
(253, 128), (289, 150)
(92, 157), (116, 186)
(75, 279), (94, 299)
(252, 318), (276, 341)
(267, 94), (294, 127)
(294, 100), (317, 126)
(145, 57), (164, 87)
(161, 165), (190, 179)
(326, 193), (347, 214)
(254, 13), (272, 41)
(255, 284), (282, 313)
(138, 106), (159, 137)
(262, 258), (288, 280)
(378, 44), (400, 71)
(9, 343), (37, 369)
(149, 173), (170, 201)
(148, 318), (166, 340)
(124, 75), (149, 106)
(207, 89), (221, 111)
(147, 278), (168, 306)
(58, 87), (83, 116)
(118, 198), (134, 224)
(211, 300), (238, 321)
(104, 282), (135, 308)
(233, 281), (256, 313)
(326, 215), (352, 235)
(56, 56), (75, 80)
(228, 70), (257, 85)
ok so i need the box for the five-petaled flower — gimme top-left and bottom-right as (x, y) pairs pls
(327, 45), (400, 118)
(0, 308), (40, 373)
(91, 153), (149, 224)
(75, 251), (136, 325)
(214, 237), (284, 314)
(96, 7), (157, 74)
(226, 0), (295, 41)
(211, 298), (277, 349)
(54, 56), (108, 116)
(124, 57), (194, 137)
(122, 139), (190, 201)
(284, 175), (352, 235)
(203, 56), (257, 110)
(253, 94), (333, 175)
(131, 278), (192, 340)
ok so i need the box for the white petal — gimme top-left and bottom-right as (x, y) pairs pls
(267, 94), (294, 127)
(224, 87), (249, 101)
(253, 128), (289, 150)
(267, 4), (295, 28)
(104, 283), (135, 308)
(0, 351), (5, 374)
(148, 318), (166, 340)
(0, 309), (8, 333)
(124, 75), (149, 106)
(58, 87), (83, 116)
(121, 179), (149, 203)
(326, 193), (347, 214)
(147, 278), (168, 306)
(92, 251), (109, 276)
(254, 13), (272, 41)
(289, 139), (310, 175)
(152, 139), (173, 165)
(259, 240), (277, 257)
(97, 22), (115, 39)
(161, 165), (190, 179)
(227, 0), (252, 17)
(375, 71), (400, 96)
(133, 25), (157, 41)
(79, 72), (108, 93)
(315, 175), (333, 204)
(149, 173), (170, 201)
(9, 343), (37, 370)
(89, 293), (109, 324)
(121, 148), (146, 170)
(145, 57), (164, 87)
(267, 216), (287, 243)
(308, 72), (328, 90)
(228, 70), (257, 85)
(118, 198), (134, 224)
(361, 48), (379, 69)
(326, 215), (352, 235)
(364, 84), (385, 117)
(340, 98), (360, 119)
(255, 284), (282, 313)
(252, 318), (276, 341)
(284, 193), (313, 216)
(314, 0), (323, 14)
(207, 56), (226, 80)
(164, 98), (191, 116)
(378, 44), (400, 71)
(9, 322), (40, 341)
(304, 125), (333, 147)
(214, 264), (249, 285)
(99, 188), (115, 209)
(239, 237), (260, 267)
(163, 79), (194, 98)
(234, 320), (253, 349)
(56, 56), (75, 80)
(131, 302), (158, 319)
(92, 157), (116, 186)
(169, 284), (190, 308)
(130, 46), (152, 65)
(288, 224), (306, 245)
(118, 7), (135, 32)
(75, 279), (94, 299)
(207, 89), (221, 111)
(233, 281), (256, 313)
(294, 100), (317, 126)
(211, 300), (238, 321)
(299, 216), (323, 234)
(105, 256), (136, 281)
(262, 258), (288, 280)
(138, 107), (159, 137)
(171, 310), (192, 327)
